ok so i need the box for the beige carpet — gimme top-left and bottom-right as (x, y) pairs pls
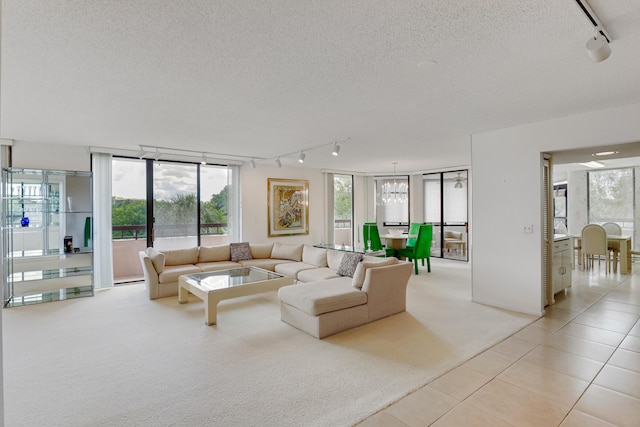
(3, 259), (535, 426)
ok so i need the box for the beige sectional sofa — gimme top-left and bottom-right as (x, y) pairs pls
(139, 242), (413, 338)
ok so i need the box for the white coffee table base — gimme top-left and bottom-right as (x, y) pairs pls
(178, 268), (294, 325)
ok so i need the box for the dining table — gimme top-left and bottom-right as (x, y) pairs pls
(381, 233), (415, 251)
(571, 234), (632, 274)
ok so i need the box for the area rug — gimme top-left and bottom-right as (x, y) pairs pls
(2, 259), (535, 426)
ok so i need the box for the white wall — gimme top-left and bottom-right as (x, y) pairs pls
(10, 141), (91, 172)
(472, 102), (640, 316)
(239, 163), (325, 245)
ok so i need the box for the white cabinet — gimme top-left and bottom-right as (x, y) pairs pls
(552, 237), (572, 298)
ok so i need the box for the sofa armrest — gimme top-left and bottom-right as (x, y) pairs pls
(362, 262), (413, 321)
(139, 251), (160, 300)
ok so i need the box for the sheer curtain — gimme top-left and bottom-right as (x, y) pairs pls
(227, 165), (241, 242)
(92, 153), (114, 288)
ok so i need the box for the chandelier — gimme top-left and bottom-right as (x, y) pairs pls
(381, 163), (408, 204)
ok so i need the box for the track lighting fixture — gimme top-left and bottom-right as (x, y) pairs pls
(241, 137), (349, 168)
(154, 149), (161, 161)
(137, 149), (145, 159)
(575, 1), (612, 62)
(201, 153), (207, 165)
(586, 29), (611, 62)
(454, 173), (464, 189)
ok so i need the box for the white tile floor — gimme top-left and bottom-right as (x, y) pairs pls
(358, 261), (640, 427)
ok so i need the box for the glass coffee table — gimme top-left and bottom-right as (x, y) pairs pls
(178, 267), (294, 325)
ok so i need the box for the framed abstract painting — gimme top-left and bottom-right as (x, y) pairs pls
(267, 178), (309, 236)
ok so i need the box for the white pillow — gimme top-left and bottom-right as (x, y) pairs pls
(352, 257), (398, 289)
(302, 245), (328, 267)
(146, 247), (165, 273)
(271, 242), (304, 261)
(250, 243), (274, 259)
(198, 245), (230, 263)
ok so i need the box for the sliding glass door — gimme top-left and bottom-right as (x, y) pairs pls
(153, 162), (198, 250)
(111, 157), (232, 283)
(424, 170), (468, 261)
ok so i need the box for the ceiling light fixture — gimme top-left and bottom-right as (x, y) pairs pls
(454, 173), (464, 189)
(201, 153), (207, 165)
(275, 158), (282, 168)
(592, 151), (619, 156)
(586, 29), (611, 62)
(580, 160), (606, 168)
(381, 163), (408, 204)
(298, 152), (305, 163)
(250, 159), (256, 168)
(137, 148), (145, 159)
(154, 149), (161, 162)
(575, 0), (612, 62)
(331, 143), (341, 156)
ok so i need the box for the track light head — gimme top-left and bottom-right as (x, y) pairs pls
(298, 152), (305, 163)
(586, 30), (611, 62)
(154, 149), (161, 161)
(332, 143), (340, 156)
(250, 159), (256, 168)
(201, 153), (207, 165)
(275, 158), (282, 168)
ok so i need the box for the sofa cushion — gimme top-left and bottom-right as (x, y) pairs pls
(271, 242), (304, 261)
(326, 249), (345, 271)
(275, 262), (317, 278)
(352, 257), (399, 289)
(163, 247), (199, 266)
(337, 252), (363, 277)
(196, 261), (243, 272)
(296, 267), (340, 283)
(239, 259), (293, 271)
(230, 242), (253, 262)
(158, 265), (201, 284)
(198, 245), (231, 263)
(250, 243), (274, 259)
(146, 247), (165, 273)
(278, 281), (367, 316)
(302, 245), (328, 267)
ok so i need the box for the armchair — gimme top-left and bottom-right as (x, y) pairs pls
(444, 230), (466, 255)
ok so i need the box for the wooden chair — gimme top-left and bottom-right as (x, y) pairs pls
(602, 222), (621, 272)
(581, 224), (610, 273)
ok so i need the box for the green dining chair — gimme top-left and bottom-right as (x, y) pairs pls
(406, 222), (421, 247)
(362, 222), (396, 257)
(397, 224), (432, 274)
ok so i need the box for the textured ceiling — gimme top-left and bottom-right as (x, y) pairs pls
(2, 0), (640, 173)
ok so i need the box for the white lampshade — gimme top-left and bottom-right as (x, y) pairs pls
(586, 33), (611, 62)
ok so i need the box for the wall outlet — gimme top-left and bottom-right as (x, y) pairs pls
(523, 224), (533, 234)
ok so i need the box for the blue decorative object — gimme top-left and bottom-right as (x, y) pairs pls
(21, 217), (29, 227)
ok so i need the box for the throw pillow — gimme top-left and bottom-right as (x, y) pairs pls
(337, 252), (363, 277)
(271, 242), (304, 261)
(146, 247), (165, 274)
(352, 257), (398, 289)
(198, 245), (231, 263)
(230, 242), (253, 262)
